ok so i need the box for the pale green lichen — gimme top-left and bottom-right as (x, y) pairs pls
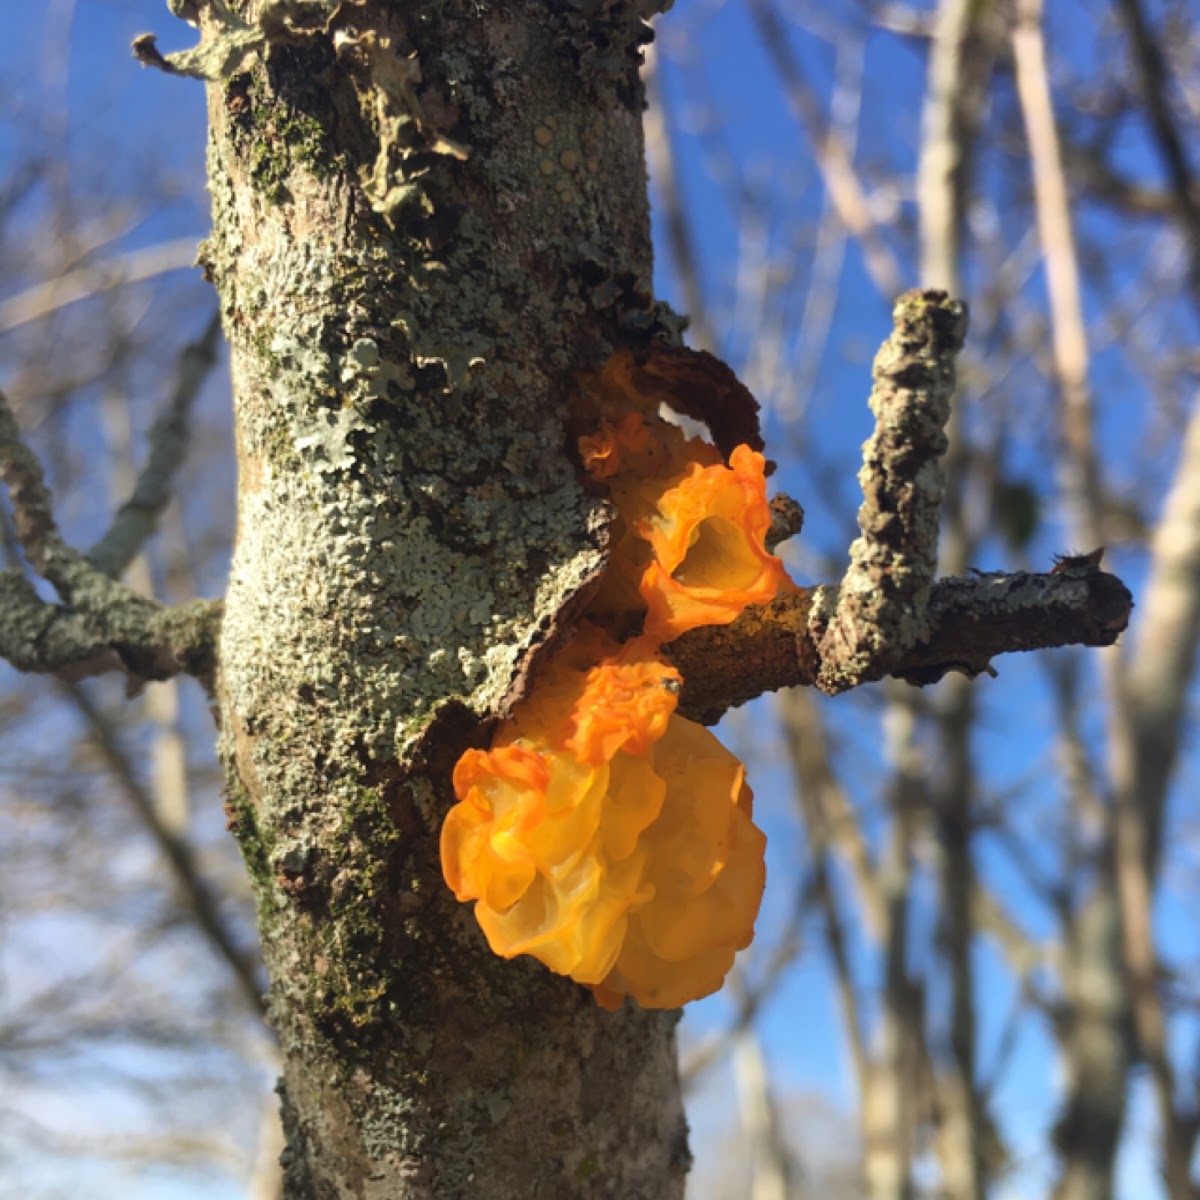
(814, 290), (966, 694)
(205, 5), (693, 1193)
(213, 216), (606, 760)
(575, 1153), (601, 1182)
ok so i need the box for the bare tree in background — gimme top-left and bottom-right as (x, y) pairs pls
(654, 1), (1200, 1198)
(3, 0), (1192, 1197)
(0, 43), (276, 1195)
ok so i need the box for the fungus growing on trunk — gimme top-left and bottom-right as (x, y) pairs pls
(440, 355), (795, 1008)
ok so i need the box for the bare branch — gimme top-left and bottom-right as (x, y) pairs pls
(87, 311), (223, 579)
(0, 388), (221, 687)
(1062, 137), (1200, 219)
(1106, 399), (1200, 1199)
(917, 0), (998, 292)
(679, 913), (806, 1090)
(915, 11), (1006, 1186)
(1120, 397), (1200, 860)
(780, 688), (869, 1088)
(866, 693), (922, 1200)
(0, 569), (217, 681)
(1113, 0), (1200, 310)
(748, 0), (904, 299)
(61, 680), (266, 1018)
(643, 49), (715, 353)
(731, 1027), (800, 1200)
(1013, 3), (1196, 1191)
(784, 36), (866, 421)
(672, 567), (1132, 725)
(812, 290), (966, 693)
(869, 2), (937, 39)
(1011, 0), (1104, 547)
(0, 237), (202, 333)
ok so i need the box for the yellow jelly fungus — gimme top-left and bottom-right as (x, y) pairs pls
(565, 639), (681, 764)
(580, 413), (724, 629)
(578, 411), (652, 481)
(442, 375), (795, 1010)
(440, 631), (767, 1007)
(639, 445), (794, 643)
(579, 411), (720, 498)
(589, 718), (766, 1011)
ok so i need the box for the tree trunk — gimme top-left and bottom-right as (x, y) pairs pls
(206, 3), (688, 1195)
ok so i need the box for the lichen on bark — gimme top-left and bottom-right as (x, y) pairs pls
(201, 2), (689, 1196)
(812, 289), (967, 693)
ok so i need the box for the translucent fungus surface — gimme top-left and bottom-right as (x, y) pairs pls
(441, 361), (795, 1009)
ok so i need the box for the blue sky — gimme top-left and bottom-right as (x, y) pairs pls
(2, 2), (1195, 1198)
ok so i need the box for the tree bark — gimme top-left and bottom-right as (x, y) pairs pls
(204, 3), (687, 1196)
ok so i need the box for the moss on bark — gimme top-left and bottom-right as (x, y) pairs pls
(207, 2), (689, 1195)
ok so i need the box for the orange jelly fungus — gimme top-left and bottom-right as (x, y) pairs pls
(441, 630), (766, 1008)
(441, 376), (795, 1009)
(638, 445), (795, 643)
(578, 413), (723, 629)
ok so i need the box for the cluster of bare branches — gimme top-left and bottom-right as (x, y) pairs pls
(0, 15), (274, 1195)
(651, 1), (1200, 1197)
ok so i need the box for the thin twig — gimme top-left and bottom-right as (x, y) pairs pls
(747, 0), (904, 300)
(866, 692), (921, 1200)
(680, 894), (807, 1088)
(0, 237), (202, 333)
(783, 35), (865, 421)
(1106, 399), (1200, 1195)
(0, 386), (73, 581)
(779, 688), (868, 1089)
(60, 680), (266, 1019)
(643, 49), (715, 353)
(1013, 5), (1194, 1192)
(1011, 0), (1104, 547)
(87, 310), (223, 579)
(731, 1025), (799, 1200)
(1113, 0), (1200, 314)
(918, 0), (974, 292)
(915, 6), (1002, 1188)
